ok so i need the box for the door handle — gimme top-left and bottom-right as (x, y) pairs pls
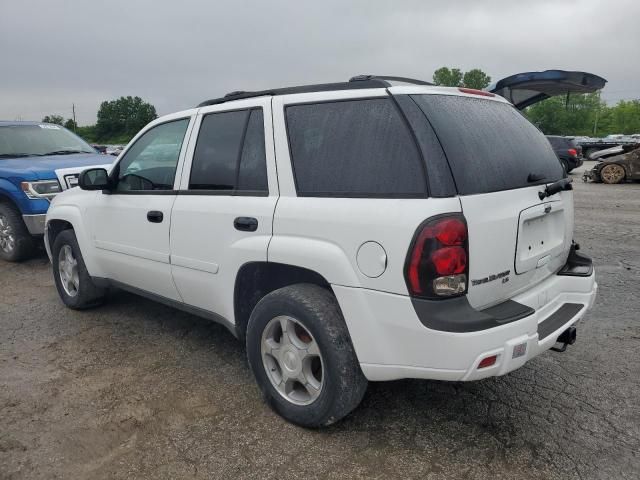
(234, 217), (258, 232)
(147, 211), (164, 223)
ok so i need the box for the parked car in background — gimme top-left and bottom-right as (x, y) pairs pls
(0, 121), (111, 261)
(588, 142), (640, 160)
(45, 75), (596, 427)
(91, 144), (108, 154)
(546, 135), (584, 173)
(105, 145), (124, 156)
(583, 145), (640, 184)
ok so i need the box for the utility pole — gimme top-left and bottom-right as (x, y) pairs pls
(72, 103), (77, 132)
(593, 91), (600, 137)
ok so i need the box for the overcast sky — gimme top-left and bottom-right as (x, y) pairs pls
(2, 0), (639, 125)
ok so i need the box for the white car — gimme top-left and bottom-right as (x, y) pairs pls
(44, 75), (598, 427)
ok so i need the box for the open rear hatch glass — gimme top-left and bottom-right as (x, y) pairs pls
(410, 93), (573, 309)
(488, 70), (607, 110)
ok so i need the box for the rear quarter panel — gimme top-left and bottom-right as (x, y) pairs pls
(269, 90), (462, 292)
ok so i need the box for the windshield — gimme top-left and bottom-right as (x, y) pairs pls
(411, 95), (563, 195)
(0, 124), (95, 158)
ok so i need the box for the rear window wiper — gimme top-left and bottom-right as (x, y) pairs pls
(538, 177), (572, 200)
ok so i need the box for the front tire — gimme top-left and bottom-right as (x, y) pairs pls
(52, 229), (106, 309)
(246, 284), (367, 428)
(600, 164), (626, 184)
(0, 202), (35, 262)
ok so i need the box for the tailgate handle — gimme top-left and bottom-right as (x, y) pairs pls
(537, 255), (551, 268)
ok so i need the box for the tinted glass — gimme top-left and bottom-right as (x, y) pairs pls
(237, 110), (268, 192)
(286, 98), (427, 197)
(0, 124), (94, 158)
(394, 95), (456, 197)
(546, 136), (572, 150)
(412, 95), (563, 195)
(189, 110), (249, 191)
(116, 118), (189, 192)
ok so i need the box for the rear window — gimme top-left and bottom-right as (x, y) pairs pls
(285, 98), (427, 197)
(546, 136), (569, 148)
(411, 95), (563, 195)
(547, 136), (578, 150)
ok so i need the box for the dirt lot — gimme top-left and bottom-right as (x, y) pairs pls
(1, 163), (639, 480)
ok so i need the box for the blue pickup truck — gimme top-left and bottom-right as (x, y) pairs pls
(0, 121), (111, 261)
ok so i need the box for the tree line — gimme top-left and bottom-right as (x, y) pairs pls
(42, 96), (157, 144)
(431, 66), (639, 136)
(524, 94), (640, 136)
(42, 70), (639, 144)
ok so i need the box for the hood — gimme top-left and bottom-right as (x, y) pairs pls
(0, 153), (112, 180)
(590, 145), (624, 160)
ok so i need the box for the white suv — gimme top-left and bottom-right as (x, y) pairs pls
(45, 75), (598, 427)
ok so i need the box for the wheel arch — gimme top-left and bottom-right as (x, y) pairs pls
(45, 205), (105, 277)
(233, 262), (333, 341)
(0, 191), (19, 208)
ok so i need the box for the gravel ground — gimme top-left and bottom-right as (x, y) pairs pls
(1, 163), (639, 479)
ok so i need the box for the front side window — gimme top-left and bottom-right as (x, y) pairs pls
(285, 98), (427, 197)
(189, 108), (268, 194)
(115, 118), (190, 192)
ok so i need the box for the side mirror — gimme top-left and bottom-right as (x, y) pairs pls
(78, 168), (110, 191)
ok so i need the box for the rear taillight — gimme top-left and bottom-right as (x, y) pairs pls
(404, 214), (469, 299)
(568, 148), (578, 157)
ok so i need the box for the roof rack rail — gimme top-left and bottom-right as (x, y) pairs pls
(197, 75), (433, 107)
(349, 75), (434, 86)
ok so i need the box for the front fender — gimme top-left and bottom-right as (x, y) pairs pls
(45, 203), (105, 278)
(0, 178), (50, 215)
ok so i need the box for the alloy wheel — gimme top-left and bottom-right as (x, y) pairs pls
(0, 213), (15, 253)
(601, 164), (625, 184)
(261, 315), (324, 405)
(58, 244), (80, 297)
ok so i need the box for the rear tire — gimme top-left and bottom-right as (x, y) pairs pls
(0, 202), (35, 262)
(600, 164), (626, 184)
(561, 159), (570, 174)
(52, 229), (106, 309)
(246, 284), (367, 428)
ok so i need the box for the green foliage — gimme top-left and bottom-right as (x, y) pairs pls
(95, 96), (157, 142)
(431, 66), (639, 136)
(42, 115), (64, 125)
(63, 118), (77, 131)
(433, 67), (463, 87)
(462, 69), (492, 90)
(75, 125), (97, 143)
(433, 67), (491, 89)
(524, 94), (640, 136)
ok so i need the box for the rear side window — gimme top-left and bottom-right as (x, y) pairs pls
(286, 98), (427, 197)
(189, 108), (268, 194)
(411, 95), (563, 195)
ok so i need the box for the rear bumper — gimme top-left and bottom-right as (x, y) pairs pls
(334, 270), (597, 382)
(22, 214), (46, 235)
